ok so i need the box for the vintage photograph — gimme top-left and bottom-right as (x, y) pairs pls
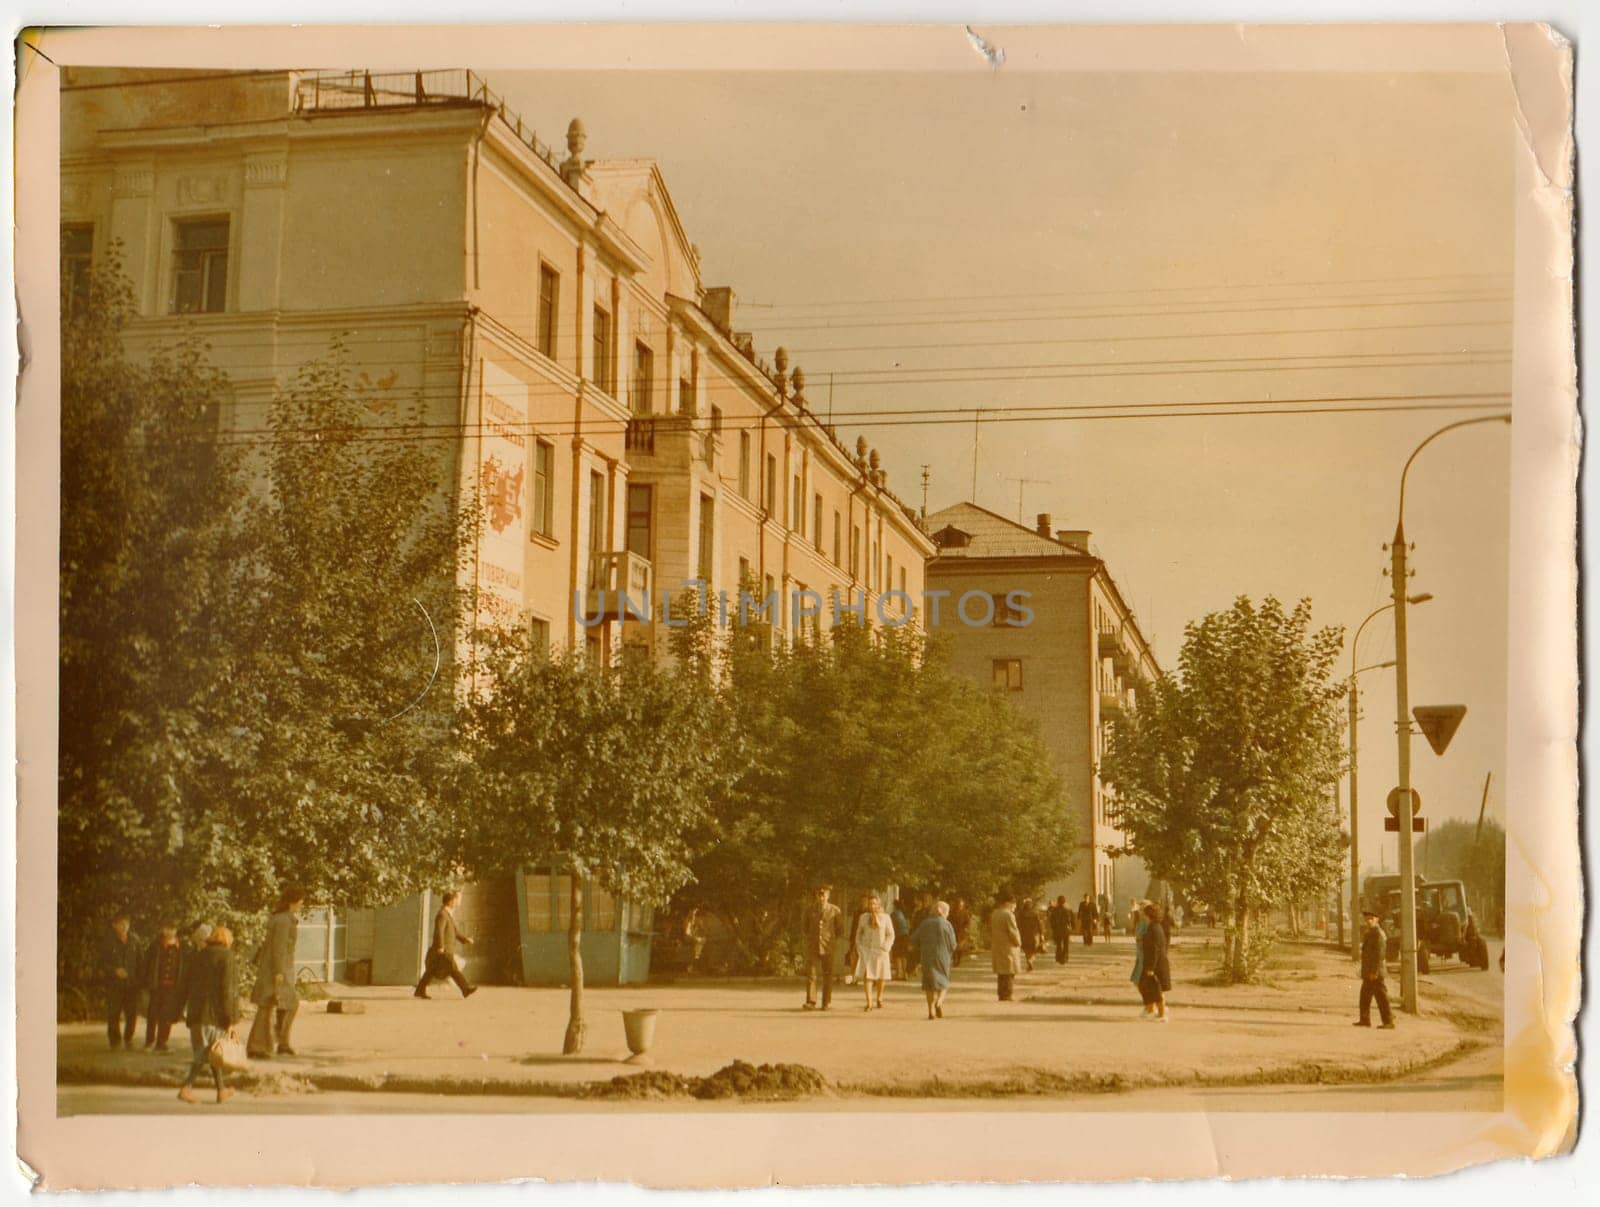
(13, 20), (1578, 1188)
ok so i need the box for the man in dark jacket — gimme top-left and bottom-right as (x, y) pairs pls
(1077, 894), (1097, 946)
(801, 884), (845, 1010)
(414, 889), (477, 999)
(100, 910), (141, 1051)
(141, 920), (187, 1051)
(1355, 909), (1396, 1029)
(1047, 895), (1072, 964)
(1138, 903), (1173, 1021)
(178, 925), (242, 1104)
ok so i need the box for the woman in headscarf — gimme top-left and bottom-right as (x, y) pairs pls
(1130, 900), (1152, 1017)
(1138, 903), (1172, 1022)
(852, 893), (896, 1011)
(178, 925), (241, 1104)
(911, 900), (959, 1020)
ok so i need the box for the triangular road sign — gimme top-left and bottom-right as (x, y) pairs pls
(1413, 705), (1467, 756)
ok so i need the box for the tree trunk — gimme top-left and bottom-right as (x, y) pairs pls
(1228, 899), (1251, 982)
(562, 875), (586, 1055)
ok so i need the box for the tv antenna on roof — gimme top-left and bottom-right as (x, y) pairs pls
(1008, 477), (1052, 524)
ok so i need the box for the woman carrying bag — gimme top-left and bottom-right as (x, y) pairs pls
(179, 925), (243, 1104)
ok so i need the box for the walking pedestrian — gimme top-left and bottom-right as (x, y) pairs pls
(1130, 901), (1152, 1017)
(853, 894), (895, 1011)
(100, 910), (141, 1051)
(177, 925), (241, 1105)
(801, 884), (845, 1010)
(1078, 894), (1097, 947)
(141, 920), (186, 1052)
(990, 894), (1024, 1001)
(246, 886), (303, 1059)
(905, 893), (931, 977)
(1017, 898), (1043, 972)
(948, 897), (972, 968)
(414, 889), (477, 999)
(682, 907), (707, 974)
(1098, 891), (1112, 940)
(1137, 903), (1172, 1021)
(912, 901), (958, 1020)
(843, 892), (870, 985)
(1354, 909), (1396, 1029)
(889, 897), (911, 981)
(1047, 895), (1072, 964)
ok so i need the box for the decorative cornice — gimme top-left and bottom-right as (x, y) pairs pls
(244, 154), (287, 188)
(176, 174), (229, 206)
(112, 166), (153, 198)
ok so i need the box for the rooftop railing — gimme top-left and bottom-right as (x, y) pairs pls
(294, 69), (566, 175)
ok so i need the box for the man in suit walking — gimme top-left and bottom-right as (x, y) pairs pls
(100, 909), (142, 1051)
(801, 884), (845, 1010)
(990, 894), (1024, 1001)
(247, 886), (303, 1058)
(415, 889), (477, 999)
(1355, 909), (1396, 1029)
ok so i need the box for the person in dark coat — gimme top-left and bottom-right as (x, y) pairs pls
(1047, 895), (1073, 964)
(141, 920), (187, 1051)
(912, 901), (959, 1020)
(1355, 909), (1396, 1029)
(247, 887), (303, 1059)
(1016, 898), (1043, 971)
(178, 925), (241, 1104)
(889, 898), (911, 981)
(990, 895), (1024, 1001)
(1077, 894), (1097, 946)
(414, 889), (477, 999)
(1098, 892), (1113, 940)
(1138, 903), (1172, 1021)
(948, 898), (972, 967)
(99, 910), (141, 1051)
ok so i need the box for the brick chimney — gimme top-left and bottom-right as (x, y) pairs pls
(1035, 513), (1053, 537)
(702, 286), (735, 334)
(1056, 529), (1092, 553)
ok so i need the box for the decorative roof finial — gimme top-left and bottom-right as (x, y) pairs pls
(790, 367), (806, 400)
(869, 448), (881, 471)
(560, 118), (590, 188)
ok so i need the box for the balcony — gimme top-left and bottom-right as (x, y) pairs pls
(625, 417), (656, 455)
(623, 415), (715, 469)
(1098, 688), (1125, 718)
(1099, 625), (1135, 674)
(582, 550), (654, 623)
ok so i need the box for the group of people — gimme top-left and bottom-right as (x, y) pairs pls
(800, 886), (966, 1019)
(96, 886), (306, 1104)
(1013, 893), (1114, 969)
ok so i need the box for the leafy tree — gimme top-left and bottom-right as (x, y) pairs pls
(59, 259), (479, 981)
(452, 637), (740, 1054)
(1103, 597), (1346, 982)
(680, 620), (1073, 970)
(58, 255), (247, 976)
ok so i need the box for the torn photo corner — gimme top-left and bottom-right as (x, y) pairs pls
(12, 19), (1577, 1190)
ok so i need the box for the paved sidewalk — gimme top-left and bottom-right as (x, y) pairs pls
(57, 932), (1501, 1101)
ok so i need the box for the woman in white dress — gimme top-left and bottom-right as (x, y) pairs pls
(853, 894), (896, 1011)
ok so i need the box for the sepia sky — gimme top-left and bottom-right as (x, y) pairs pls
(501, 67), (1518, 873)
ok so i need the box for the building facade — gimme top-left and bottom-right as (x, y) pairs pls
(924, 504), (1160, 914)
(62, 67), (932, 983)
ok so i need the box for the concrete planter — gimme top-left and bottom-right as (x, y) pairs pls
(621, 1008), (659, 1064)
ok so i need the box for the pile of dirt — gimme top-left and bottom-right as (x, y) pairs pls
(585, 1061), (831, 1102)
(693, 1060), (829, 1100)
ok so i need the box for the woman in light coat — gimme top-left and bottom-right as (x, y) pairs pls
(853, 894), (896, 1011)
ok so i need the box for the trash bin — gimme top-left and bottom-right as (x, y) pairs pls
(621, 1008), (659, 1063)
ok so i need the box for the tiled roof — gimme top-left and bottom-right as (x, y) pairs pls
(925, 502), (1085, 559)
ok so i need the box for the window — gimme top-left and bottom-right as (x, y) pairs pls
(631, 340), (654, 416)
(991, 592), (1025, 627)
(765, 574), (777, 625)
(696, 493), (715, 581)
(532, 440), (555, 538)
(171, 218), (229, 314)
(765, 454), (778, 515)
(537, 264), (560, 359)
(850, 526), (861, 578)
(813, 494), (824, 552)
(739, 432), (752, 499)
(792, 475), (803, 534)
(588, 471), (607, 585)
(898, 566), (907, 597)
(61, 224), (93, 320)
(626, 483), (652, 559)
(992, 658), (1024, 692)
(530, 616), (551, 654)
(738, 556), (751, 590)
(886, 554), (894, 596)
(524, 872), (617, 933)
(710, 406), (724, 435)
(833, 511), (842, 565)
(680, 376), (695, 415)
(592, 306), (613, 393)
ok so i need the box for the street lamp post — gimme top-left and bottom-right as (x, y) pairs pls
(1347, 602), (1428, 960)
(1389, 414), (1511, 1014)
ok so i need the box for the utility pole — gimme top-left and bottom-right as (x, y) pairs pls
(1475, 772), (1492, 842)
(1007, 476), (1051, 524)
(919, 465), (930, 521)
(970, 410), (980, 501)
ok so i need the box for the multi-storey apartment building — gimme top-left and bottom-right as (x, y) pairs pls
(61, 67), (932, 984)
(924, 504), (1160, 913)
